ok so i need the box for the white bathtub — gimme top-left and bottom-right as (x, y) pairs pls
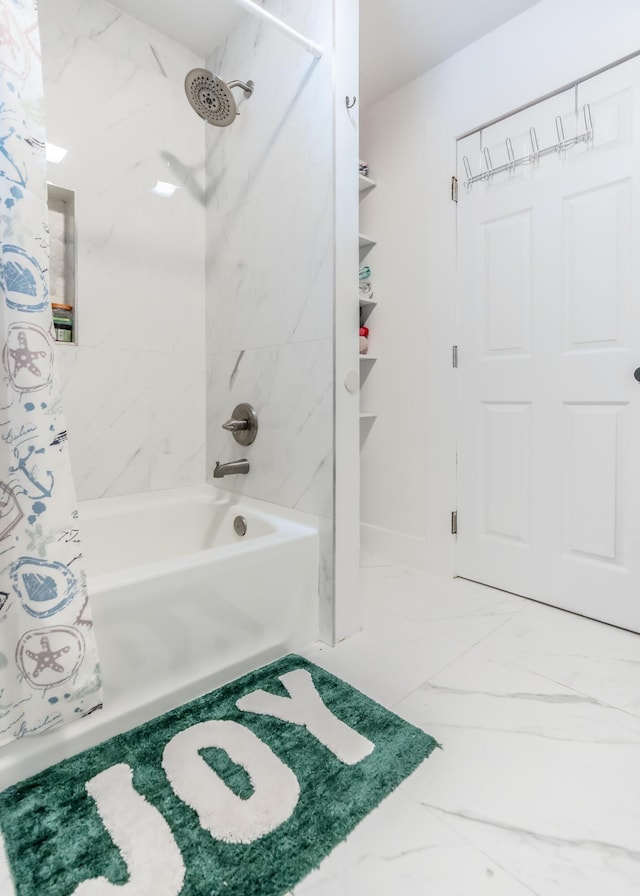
(0, 486), (319, 788)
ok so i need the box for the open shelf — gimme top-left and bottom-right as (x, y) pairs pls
(359, 174), (376, 193)
(359, 168), (378, 435)
(359, 233), (376, 250)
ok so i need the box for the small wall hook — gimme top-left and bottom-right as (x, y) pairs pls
(345, 96), (356, 110)
(483, 147), (494, 177)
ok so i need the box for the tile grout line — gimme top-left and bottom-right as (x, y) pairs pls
(412, 801), (545, 896)
(476, 643), (640, 724)
(388, 607), (531, 711)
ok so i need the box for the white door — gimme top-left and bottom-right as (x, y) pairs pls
(456, 58), (640, 632)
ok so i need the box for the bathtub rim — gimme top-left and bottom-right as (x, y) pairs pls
(77, 483), (321, 525)
(78, 484), (320, 595)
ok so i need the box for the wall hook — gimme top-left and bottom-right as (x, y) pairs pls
(483, 147), (494, 177)
(345, 96), (356, 109)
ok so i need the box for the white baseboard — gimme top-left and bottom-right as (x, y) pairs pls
(360, 522), (428, 568)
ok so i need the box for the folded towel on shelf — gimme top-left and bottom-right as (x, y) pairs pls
(359, 280), (374, 299)
(359, 265), (371, 280)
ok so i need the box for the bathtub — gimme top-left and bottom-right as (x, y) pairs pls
(0, 485), (319, 789)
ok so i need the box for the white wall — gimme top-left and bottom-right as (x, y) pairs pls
(39, 0), (206, 500)
(360, 0), (640, 573)
(204, 1), (338, 640)
(333, 0), (362, 642)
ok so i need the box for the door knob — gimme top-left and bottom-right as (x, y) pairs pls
(634, 368), (640, 382)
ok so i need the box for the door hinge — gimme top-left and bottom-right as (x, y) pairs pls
(451, 175), (458, 202)
(451, 511), (458, 535)
(452, 345), (458, 368)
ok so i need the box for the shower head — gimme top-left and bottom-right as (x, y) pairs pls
(184, 68), (254, 127)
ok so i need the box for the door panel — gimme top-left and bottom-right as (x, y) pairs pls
(481, 211), (532, 356)
(562, 403), (625, 562)
(564, 180), (630, 348)
(456, 58), (640, 632)
(482, 402), (532, 544)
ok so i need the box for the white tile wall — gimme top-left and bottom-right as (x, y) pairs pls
(204, 1), (335, 621)
(40, 0), (337, 628)
(206, 341), (332, 516)
(206, 165), (333, 354)
(47, 197), (68, 302)
(55, 346), (151, 498)
(39, 0), (206, 499)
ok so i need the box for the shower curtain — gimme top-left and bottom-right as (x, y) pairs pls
(0, 0), (102, 747)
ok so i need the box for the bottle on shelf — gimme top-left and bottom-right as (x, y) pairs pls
(51, 303), (74, 343)
(358, 158), (377, 422)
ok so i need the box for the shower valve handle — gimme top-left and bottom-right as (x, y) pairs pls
(221, 403), (258, 446)
(222, 418), (248, 432)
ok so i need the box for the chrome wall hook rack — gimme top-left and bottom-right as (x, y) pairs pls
(462, 103), (594, 189)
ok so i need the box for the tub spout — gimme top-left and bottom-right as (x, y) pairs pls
(213, 459), (250, 478)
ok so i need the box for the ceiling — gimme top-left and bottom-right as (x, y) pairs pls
(359, 0), (540, 107)
(111, 0), (541, 108)
(109, 0), (245, 59)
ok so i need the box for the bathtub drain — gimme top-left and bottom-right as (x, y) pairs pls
(233, 515), (247, 536)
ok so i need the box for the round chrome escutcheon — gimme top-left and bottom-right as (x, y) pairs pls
(233, 515), (247, 536)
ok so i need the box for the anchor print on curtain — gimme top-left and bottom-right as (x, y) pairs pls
(0, 0), (102, 747)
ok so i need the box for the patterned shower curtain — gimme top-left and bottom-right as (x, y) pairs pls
(0, 0), (102, 747)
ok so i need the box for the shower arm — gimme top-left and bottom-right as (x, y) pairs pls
(227, 79), (254, 98)
(228, 0), (323, 58)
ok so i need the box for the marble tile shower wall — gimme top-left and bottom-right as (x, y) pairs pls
(205, 2), (335, 633)
(39, 0), (206, 499)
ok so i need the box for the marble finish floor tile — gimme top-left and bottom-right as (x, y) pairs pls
(296, 554), (640, 896)
(301, 603), (474, 707)
(363, 562), (527, 648)
(395, 649), (640, 895)
(291, 789), (537, 896)
(476, 601), (640, 718)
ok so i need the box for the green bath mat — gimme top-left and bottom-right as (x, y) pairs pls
(0, 654), (439, 896)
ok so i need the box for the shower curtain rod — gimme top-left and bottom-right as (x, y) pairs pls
(229, 0), (323, 58)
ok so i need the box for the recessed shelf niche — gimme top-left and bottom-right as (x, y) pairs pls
(47, 182), (76, 343)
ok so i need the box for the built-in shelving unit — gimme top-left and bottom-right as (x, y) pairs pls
(358, 174), (376, 194)
(358, 233), (376, 250)
(358, 172), (377, 424)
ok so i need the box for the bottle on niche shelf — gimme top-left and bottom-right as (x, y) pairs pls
(51, 302), (73, 343)
(359, 325), (369, 355)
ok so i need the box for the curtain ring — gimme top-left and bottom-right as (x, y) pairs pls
(345, 96), (356, 110)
